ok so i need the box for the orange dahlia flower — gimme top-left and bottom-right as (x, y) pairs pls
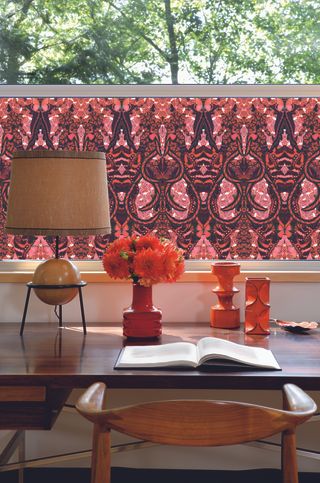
(133, 248), (164, 286)
(135, 234), (163, 252)
(106, 237), (132, 255)
(102, 252), (130, 279)
(162, 246), (184, 282)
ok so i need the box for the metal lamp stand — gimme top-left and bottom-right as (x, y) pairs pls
(20, 281), (87, 336)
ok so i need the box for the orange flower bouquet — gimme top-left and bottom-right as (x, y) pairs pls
(102, 235), (184, 287)
(103, 235), (184, 338)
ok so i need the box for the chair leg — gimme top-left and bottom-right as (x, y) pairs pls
(91, 424), (111, 483)
(282, 430), (299, 483)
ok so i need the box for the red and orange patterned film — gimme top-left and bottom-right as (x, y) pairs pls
(0, 97), (319, 261)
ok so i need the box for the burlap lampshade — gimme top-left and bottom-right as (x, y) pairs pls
(6, 150), (111, 306)
(6, 150), (111, 236)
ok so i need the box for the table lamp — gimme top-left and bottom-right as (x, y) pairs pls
(5, 150), (111, 334)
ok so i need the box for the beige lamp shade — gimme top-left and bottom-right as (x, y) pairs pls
(5, 150), (111, 236)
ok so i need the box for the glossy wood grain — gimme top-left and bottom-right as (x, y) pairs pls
(0, 386), (46, 402)
(76, 382), (316, 483)
(0, 322), (319, 390)
(77, 382), (316, 445)
(0, 387), (71, 429)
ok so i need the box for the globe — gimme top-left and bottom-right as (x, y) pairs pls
(32, 259), (81, 305)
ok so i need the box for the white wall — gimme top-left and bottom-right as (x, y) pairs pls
(0, 280), (319, 324)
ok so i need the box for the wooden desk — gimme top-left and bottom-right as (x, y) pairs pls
(0, 322), (319, 429)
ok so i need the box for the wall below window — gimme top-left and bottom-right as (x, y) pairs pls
(0, 279), (319, 324)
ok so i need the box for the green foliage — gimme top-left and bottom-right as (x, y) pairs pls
(0, 0), (319, 84)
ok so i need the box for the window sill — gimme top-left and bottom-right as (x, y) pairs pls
(0, 270), (319, 283)
(1, 259), (320, 283)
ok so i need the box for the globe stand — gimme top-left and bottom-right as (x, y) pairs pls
(20, 281), (87, 336)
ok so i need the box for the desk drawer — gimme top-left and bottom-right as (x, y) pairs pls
(0, 387), (71, 430)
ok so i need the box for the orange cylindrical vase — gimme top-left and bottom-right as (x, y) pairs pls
(245, 277), (270, 335)
(123, 284), (162, 339)
(210, 262), (240, 329)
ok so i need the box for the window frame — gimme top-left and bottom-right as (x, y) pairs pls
(1, 84), (320, 96)
(1, 84), (320, 278)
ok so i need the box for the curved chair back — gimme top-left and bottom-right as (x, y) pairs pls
(76, 383), (316, 483)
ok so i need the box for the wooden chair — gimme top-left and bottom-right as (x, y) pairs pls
(76, 382), (317, 483)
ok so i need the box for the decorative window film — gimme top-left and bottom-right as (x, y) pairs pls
(0, 97), (319, 261)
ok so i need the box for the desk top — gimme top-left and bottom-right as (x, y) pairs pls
(0, 322), (319, 390)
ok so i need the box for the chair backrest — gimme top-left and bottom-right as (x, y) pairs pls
(76, 383), (316, 483)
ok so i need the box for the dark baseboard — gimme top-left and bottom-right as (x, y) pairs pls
(0, 467), (319, 483)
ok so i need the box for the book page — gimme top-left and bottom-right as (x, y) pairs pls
(197, 337), (280, 369)
(116, 342), (198, 368)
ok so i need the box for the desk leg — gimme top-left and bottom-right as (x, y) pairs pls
(20, 287), (32, 336)
(78, 287), (87, 335)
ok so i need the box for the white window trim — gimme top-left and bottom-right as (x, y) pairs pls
(1, 84), (320, 96)
(1, 84), (320, 276)
(1, 259), (320, 284)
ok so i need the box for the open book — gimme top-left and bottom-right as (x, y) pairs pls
(115, 337), (281, 371)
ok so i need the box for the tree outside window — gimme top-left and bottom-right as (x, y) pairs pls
(0, 0), (319, 85)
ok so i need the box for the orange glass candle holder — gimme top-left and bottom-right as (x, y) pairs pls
(245, 277), (270, 335)
(210, 262), (240, 329)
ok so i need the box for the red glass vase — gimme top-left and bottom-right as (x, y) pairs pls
(245, 277), (270, 335)
(123, 283), (162, 339)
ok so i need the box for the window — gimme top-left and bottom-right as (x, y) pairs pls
(1, 0), (320, 270)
